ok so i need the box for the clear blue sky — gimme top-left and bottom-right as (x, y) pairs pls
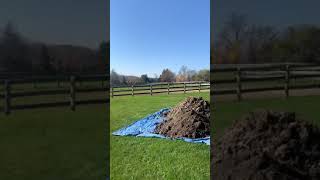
(111, 0), (209, 77)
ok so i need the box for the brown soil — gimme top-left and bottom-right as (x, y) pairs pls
(212, 109), (320, 180)
(155, 96), (210, 138)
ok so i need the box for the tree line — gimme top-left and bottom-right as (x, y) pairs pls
(110, 66), (209, 87)
(0, 22), (108, 75)
(212, 13), (320, 64)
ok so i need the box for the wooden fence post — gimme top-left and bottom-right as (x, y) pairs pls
(111, 87), (114, 98)
(131, 85), (134, 96)
(236, 68), (242, 101)
(199, 82), (201, 92)
(33, 79), (37, 89)
(285, 65), (290, 98)
(70, 76), (76, 111)
(184, 83), (186, 94)
(4, 80), (11, 115)
(150, 85), (153, 96)
(167, 83), (170, 94)
(57, 79), (61, 88)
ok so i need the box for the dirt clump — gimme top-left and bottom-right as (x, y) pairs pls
(212, 109), (320, 180)
(155, 96), (210, 138)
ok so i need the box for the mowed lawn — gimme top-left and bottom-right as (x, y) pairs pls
(0, 105), (108, 180)
(213, 95), (320, 137)
(111, 92), (210, 180)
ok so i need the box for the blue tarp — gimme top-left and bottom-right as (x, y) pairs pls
(112, 108), (210, 145)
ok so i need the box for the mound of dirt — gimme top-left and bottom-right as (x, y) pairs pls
(212, 109), (320, 180)
(154, 96), (210, 138)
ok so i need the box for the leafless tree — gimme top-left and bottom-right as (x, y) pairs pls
(0, 22), (31, 72)
(215, 13), (279, 64)
(110, 69), (121, 86)
(160, 68), (175, 82)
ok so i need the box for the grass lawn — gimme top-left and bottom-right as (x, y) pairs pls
(213, 95), (320, 137)
(0, 105), (108, 180)
(110, 92), (210, 180)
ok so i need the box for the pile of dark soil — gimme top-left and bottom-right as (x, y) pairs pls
(155, 96), (210, 138)
(212, 109), (320, 180)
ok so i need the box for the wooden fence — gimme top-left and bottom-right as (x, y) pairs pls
(2, 63), (319, 114)
(111, 81), (210, 97)
(212, 64), (320, 101)
(0, 74), (109, 115)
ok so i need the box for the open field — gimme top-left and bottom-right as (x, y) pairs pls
(212, 95), (320, 137)
(0, 105), (108, 180)
(111, 92), (210, 179)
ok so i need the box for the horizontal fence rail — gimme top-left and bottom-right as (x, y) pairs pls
(0, 74), (109, 115)
(2, 63), (319, 114)
(0, 74), (209, 114)
(110, 81), (210, 97)
(211, 63), (320, 101)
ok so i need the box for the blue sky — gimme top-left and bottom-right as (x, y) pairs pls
(0, 0), (108, 49)
(212, 0), (320, 38)
(111, 0), (209, 77)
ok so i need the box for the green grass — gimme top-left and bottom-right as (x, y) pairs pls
(213, 95), (320, 137)
(0, 105), (108, 180)
(111, 92), (210, 180)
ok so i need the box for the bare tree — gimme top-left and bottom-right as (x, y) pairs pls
(110, 69), (121, 86)
(140, 74), (149, 83)
(1, 22), (31, 72)
(176, 65), (188, 82)
(160, 68), (175, 82)
(246, 25), (278, 63)
(39, 44), (55, 74)
(153, 73), (159, 82)
(217, 13), (249, 63)
(216, 13), (279, 64)
(220, 13), (248, 47)
(194, 69), (210, 81)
